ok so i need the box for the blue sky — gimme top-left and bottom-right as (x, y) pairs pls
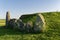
(0, 0), (60, 19)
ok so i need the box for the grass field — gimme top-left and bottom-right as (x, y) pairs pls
(0, 19), (5, 26)
(0, 12), (60, 40)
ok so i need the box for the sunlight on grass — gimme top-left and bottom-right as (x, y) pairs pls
(0, 23), (5, 26)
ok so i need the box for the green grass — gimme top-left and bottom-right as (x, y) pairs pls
(0, 12), (60, 40)
(20, 14), (37, 23)
(0, 19), (5, 26)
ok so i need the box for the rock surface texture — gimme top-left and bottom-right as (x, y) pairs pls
(6, 11), (10, 28)
(6, 13), (45, 33)
(20, 13), (45, 33)
(8, 19), (17, 29)
(33, 14), (45, 33)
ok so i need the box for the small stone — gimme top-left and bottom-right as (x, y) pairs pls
(8, 19), (17, 29)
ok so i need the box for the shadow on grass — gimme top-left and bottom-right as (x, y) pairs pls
(0, 26), (42, 36)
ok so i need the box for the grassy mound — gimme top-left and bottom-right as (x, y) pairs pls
(20, 14), (37, 23)
(0, 12), (60, 40)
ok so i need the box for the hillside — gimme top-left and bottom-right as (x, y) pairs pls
(0, 12), (60, 40)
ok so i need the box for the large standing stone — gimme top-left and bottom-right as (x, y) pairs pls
(33, 14), (45, 33)
(6, 11), (10, 28)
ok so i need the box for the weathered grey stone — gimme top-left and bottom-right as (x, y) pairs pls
(6, 11), (10, 28)
(25, 21), (33, 32)
(33, 14), (45, 32)
(17, 19), (25, 31)
(8, 19), (17, 29)
(20, 13), (45, 33)
(6, 12), (45, 33)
